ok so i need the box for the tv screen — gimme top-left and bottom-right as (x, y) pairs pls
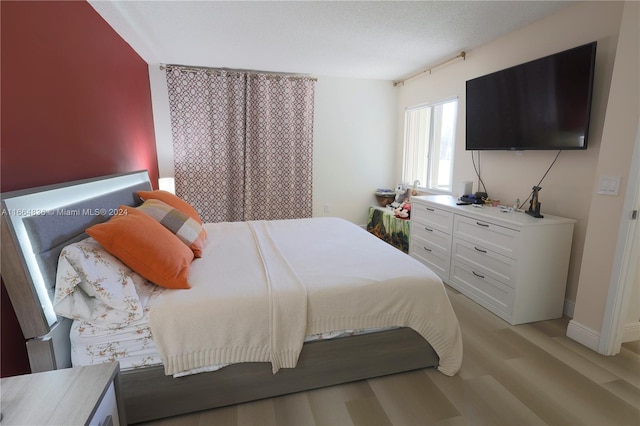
(466, 42), (597, 151)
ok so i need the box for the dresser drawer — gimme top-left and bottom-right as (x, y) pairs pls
(450, 261), (513, 318)
(410, 242), (450, 282)
(452, 238), (516, 288)
(453, 215), (520, 259)
(411, 202), (453, 234)
(411, 223), (451, 256)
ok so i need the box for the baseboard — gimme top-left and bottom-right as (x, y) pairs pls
(566, 319), (600, 352)
(563, 298), (575, 318)
(622, 322), (640, 343)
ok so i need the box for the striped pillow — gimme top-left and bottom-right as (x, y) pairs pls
(137, 190), (203, 224)
(137, 199), (207, 257)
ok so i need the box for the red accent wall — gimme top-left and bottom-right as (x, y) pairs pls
(1, 1), (159, 377)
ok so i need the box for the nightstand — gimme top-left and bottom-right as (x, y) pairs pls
(1, 362), (125, 426)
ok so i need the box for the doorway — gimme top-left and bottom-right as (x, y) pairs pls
(599, 128), (640, 354)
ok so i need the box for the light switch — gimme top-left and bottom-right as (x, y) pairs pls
(597, 176), (621, 196)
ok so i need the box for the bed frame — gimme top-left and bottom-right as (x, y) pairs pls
(1, 170), (439, 424)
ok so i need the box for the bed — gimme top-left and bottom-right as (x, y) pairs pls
(1, 170), (462, 424)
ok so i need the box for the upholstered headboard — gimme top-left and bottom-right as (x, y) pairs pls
(1, 170), (152, 371)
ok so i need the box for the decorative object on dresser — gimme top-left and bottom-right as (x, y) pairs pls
(0, 362), (125, 426)
(526, 186), (544, 218)
(410, 195), (576, 325)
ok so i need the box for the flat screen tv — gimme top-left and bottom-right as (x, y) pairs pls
(466, 42), (597, 151)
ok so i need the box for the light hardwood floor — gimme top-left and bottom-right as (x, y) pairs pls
(137, 287), (640, 426)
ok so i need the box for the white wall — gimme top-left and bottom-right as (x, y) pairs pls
(313, 77), (397, 225)
(395, 1), (625, 310)
(148, 64), (174, 179)
(148, 68), (398, 227)
(571, 0), (639, 337)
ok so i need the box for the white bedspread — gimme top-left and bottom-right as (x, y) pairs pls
(149, 220), (307, 375)
(149, 217), (462, 376)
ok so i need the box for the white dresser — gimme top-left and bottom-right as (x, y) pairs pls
(410, 195), (576, 325)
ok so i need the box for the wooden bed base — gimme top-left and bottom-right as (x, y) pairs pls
(123, 327), (438, 423)
(1, 171), (440, 424)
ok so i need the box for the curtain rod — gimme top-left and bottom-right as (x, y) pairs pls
(393, 51), (466, 87)
(160, 64), (317, 81)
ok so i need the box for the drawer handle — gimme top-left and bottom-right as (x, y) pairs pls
(424, 226), (433, 232)
(426, 207), (435, 212)
(423, 246), (432, 252)
(474, 246), (487, 253)
(476, 221), (490, 227)
(472, 271), (485, 279)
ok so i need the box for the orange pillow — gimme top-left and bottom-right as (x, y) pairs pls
(86, 207), (194, 289)
(137, 190), (203, 224)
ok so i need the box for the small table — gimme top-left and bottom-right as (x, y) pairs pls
(367, 206), (410, 253)
(1, 362), (125, 426)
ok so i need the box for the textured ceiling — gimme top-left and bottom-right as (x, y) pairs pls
(89, 1), (572, 80)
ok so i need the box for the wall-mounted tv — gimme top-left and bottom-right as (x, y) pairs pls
(466, 42), (597, 151)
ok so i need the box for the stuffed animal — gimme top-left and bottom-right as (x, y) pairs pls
(394, 200), (411, 219)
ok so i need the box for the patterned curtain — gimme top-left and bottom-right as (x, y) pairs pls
(166, 68), (247, 223)
(244, 74), (315, 220)
(166, 67), (314, 223)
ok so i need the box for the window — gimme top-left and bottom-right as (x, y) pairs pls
(402, 99), (458, 193)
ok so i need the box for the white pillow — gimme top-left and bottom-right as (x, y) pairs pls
(54, 237), (147, 324)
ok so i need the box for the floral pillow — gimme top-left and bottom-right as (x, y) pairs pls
(54, 237), (146, 324)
